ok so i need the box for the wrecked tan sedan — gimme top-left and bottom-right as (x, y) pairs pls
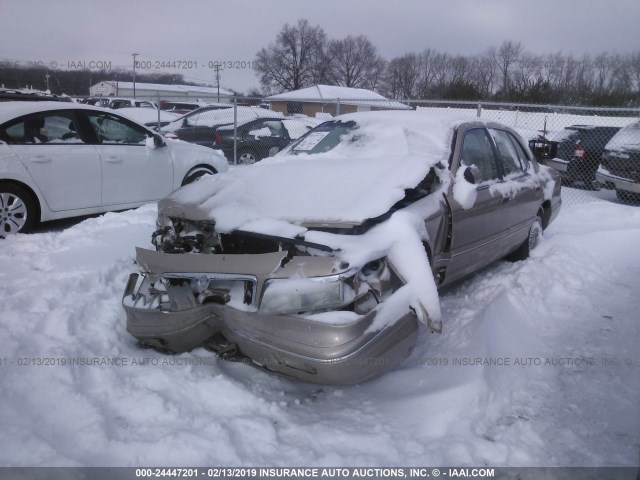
(123, 111), (561, 385)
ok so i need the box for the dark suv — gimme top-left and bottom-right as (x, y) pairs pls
(596, 121), (640, 205)
(529, 125), (620, 188)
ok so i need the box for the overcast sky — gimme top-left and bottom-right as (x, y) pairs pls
(1, 0), (639, 94)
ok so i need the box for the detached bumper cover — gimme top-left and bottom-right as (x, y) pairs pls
(123, 248), (418, 385)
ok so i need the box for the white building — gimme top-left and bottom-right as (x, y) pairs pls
(89, 81), (235, 103)
(265, 85), (410, 116)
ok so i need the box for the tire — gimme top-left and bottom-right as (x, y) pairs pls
(507, 215), (543, 262)
(181, 166), (215, 186)
(0, 183), (37, 235)
(237, 149), (258, 165)
(616, 189), (640, 206)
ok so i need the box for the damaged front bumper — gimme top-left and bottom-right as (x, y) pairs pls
(123, 247), (420, 385)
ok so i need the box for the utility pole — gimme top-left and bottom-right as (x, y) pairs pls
(213, 63), (222, 103)
(45, 73), (50, 92)
(132, 52), (139, 98)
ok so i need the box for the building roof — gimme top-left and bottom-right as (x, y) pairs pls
(265, 85), (410, 110)
(98, 81), (235, 97)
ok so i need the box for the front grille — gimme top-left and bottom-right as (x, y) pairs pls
(218, 232), (281, 254)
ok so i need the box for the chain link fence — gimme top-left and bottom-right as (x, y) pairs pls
(20, 92), (638, 206)
(409, 100), (640, 206)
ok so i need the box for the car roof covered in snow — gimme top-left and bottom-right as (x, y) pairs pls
(0, 101), (112, 125)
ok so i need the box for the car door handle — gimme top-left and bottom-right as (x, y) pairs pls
(31, 156), (52, 164)
(105, 156), (123, 164)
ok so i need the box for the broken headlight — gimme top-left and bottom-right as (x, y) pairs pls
(259, 275), (352, 315)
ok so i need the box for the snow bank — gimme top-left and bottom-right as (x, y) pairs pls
(1, 146), (638, 469)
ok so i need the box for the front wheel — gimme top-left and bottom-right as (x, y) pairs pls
(0, 184), (36, 235)
(507, 216), (543, 262)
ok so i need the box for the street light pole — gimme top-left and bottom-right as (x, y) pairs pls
(132, 52), (139, 98)
(45, 73), (50, 92)
(213, 63), (222, 103)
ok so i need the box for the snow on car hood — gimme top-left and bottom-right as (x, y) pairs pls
(160, 152), (435, 234)
(165, 138), (229, 173)
(159, 111), (467, 237)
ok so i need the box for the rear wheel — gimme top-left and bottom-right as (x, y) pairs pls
(0, 184), (36, 235)
(181, 166), (215, 186)
(237, 149), (258, 165)
(507, 215), (543, 262)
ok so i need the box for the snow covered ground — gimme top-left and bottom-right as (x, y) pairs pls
(0, 192), (639, 467)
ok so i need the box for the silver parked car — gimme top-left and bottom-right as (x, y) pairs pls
(0, 102), (229, 234)
(123, 111), (562, 385)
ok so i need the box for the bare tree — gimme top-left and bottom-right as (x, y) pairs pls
(512, 53), (543, 94)
(593, 52), (617, 94)
(541, 52), (565, 91)
(414, 49), (437, 98)
(628, 52), (640, 95)
(327, 35), (385, 89)
(383, 53), (422, 99)
(254, 19), (327, 93)
(472, 49), (498, 97)
(494, 40), (523, 97)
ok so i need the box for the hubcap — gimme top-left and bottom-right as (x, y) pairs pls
(528, 220), (542, 251)
(239, 153), (256, 165)
(0, 192), (28, 234)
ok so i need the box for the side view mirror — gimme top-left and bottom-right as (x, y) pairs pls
(153, 133), (166, 148)
(463, 165), (481, 184)
(268, 146), (279, 157)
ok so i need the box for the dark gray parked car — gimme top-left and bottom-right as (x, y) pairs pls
(529, 125), (620, 188)
(123, 111), (562, 385)
(596, 121), (640, 205)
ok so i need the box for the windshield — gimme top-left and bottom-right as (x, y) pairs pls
(287, 121), (358, 155)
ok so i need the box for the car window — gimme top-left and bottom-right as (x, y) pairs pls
(490, 128), (523, 176)
(2, 113), (84, 144)
(507, 132), (531, 170)
(86, 112), (148, 145)
(263, 120), (285, 137)
(288, 121), (357, 155)
(188, 109), (234, 127)
(460, 128), (500, 182)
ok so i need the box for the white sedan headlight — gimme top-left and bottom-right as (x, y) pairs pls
(259, 276), (346, 315)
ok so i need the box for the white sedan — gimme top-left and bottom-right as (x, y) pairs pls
(0, 101), (229, 234)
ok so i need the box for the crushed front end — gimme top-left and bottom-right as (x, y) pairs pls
(123, 215), (419, 385)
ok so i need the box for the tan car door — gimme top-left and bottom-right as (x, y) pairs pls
(445, 127), (512, 281)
